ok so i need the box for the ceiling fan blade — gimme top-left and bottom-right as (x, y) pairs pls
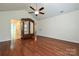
(30, 6), (35, 11)
(39, 12), (45, 14)
(39, 7), (44, 11)
(29, 12), (34, 13)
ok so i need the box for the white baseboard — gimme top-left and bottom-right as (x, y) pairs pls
(0, 39), (11, 42)
(37, 34), (79, 44)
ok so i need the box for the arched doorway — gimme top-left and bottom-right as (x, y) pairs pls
(21, 18), (35, 39)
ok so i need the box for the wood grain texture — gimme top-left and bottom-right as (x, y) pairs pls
(0, 36), (79, 56)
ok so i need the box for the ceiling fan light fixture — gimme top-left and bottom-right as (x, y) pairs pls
(29, 5), (45, 16)
(35, 11), (39, 15)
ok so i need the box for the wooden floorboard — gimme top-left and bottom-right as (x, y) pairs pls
(0, 36), (79, 56)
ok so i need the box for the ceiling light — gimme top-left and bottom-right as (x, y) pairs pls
(35, 11), (39, 14)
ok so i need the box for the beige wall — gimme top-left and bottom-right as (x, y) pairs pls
(0, 10), (36, 42)
(37, 10), (79, 43)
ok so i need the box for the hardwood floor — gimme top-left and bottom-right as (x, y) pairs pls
(0, 36), (79, 56)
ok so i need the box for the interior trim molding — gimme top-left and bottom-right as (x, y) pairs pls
(37, 35), (79, 44)
(0, 39), (11, 42)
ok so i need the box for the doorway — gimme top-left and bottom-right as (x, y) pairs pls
(21, 18), (35, 39)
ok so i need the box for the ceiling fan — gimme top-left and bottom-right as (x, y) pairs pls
(29, 6), (45, 16)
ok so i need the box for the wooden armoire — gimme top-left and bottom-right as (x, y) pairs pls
(21, 18), (35, 39)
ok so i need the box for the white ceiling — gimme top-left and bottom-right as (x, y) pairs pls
(0, 3), (26, 11)
(0, 3), (79, 20)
